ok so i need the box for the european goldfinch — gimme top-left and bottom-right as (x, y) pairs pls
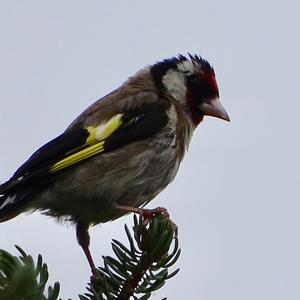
(0, 54), (229, 275)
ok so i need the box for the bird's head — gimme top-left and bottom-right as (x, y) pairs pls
(150, 54), (230, 125)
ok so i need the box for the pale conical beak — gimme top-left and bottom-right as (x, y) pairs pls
(198, 98), (230, 122)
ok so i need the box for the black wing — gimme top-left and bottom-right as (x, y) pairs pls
(0, 101), (169, 220)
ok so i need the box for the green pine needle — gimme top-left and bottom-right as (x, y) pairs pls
(0, 246), (60, 300)
(84, 213), (180, 300)
(0, 212), (180, 300)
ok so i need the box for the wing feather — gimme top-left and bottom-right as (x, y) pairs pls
(50, 141), (105, 172)
(0, 101), (169, 195)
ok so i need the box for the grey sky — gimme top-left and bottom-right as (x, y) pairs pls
(0, 1), (299, 299)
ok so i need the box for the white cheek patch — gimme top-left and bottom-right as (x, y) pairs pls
(162, 69), (187, 102)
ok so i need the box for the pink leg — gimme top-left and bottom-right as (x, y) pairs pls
(76, 222), (98, 277)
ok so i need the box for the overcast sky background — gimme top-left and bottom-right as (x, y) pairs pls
(0, 1), (299, 299)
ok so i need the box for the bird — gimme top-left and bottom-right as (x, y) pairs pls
(0, 54), (230, 275)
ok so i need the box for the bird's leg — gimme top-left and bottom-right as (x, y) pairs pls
(76, 222), (98, 277)
(115, 204), (169, 219)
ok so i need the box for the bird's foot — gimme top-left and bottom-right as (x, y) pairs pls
(138, 206), (169, 220)
(90, 268), (102, 286)
(115, 204), (169, 220)
(140, 207), (178, 236)
(115, 204), (178, 234)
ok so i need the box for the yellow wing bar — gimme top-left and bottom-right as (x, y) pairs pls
(50, 114), (123, 173)
(86, 114), (123, 144)
(51, 141), (105, 172)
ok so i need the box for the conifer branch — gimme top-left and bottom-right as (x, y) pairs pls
(0, 245), (60, 300)
(0, 212), (180, 299)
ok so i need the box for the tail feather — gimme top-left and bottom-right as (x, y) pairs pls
(0, 189), (39, 222)
(0, 171), (52, 222)
(0, 193), (23, 222)
(0, 176), (25, 195)
(0, 195), (6, 210)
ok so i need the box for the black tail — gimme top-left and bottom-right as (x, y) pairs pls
(0, 187), (39, 222)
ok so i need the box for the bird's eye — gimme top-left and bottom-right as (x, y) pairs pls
(187, 75), (199, 87)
